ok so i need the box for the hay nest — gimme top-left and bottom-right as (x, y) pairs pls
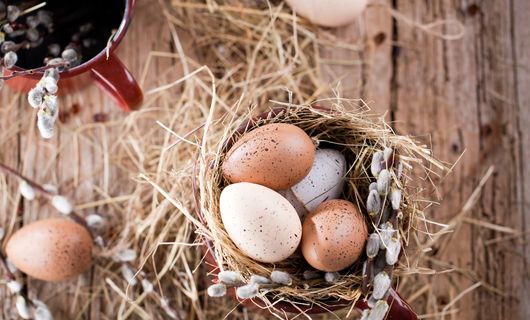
(195, 100), (445, 313)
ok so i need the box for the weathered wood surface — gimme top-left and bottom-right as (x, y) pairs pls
(1, 0), (529, 319)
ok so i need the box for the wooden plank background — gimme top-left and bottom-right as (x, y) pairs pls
(1, 0), (529, 319)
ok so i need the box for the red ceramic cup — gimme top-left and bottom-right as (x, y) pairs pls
(5, 0), (143, 111)
(195, 107), (418, 319)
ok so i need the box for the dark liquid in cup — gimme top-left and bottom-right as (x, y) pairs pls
(5, 0), (125, 69)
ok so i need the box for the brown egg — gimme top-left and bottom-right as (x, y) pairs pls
(6, 218), (93, 281)
(222, 123), (315, 190)
(301, 200), (368, 272)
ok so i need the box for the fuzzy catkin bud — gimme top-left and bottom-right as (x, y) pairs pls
(43, 95), (58, 118)
(377, 169), (390, 195)
(371, 151), (383, 177)
(44, 76), (58, 94)
(16, 296), (30, 319)
(28, 87), (44, 108)
(0, 227), (4, 241)
(324, 272), (340, 283)
(270, 271), (292, 285)
(48, 43), (61, 57)
(26, 28), (40, 42)
(7, 280), (22, 293)
(33, 299), (53, 320)
(360, 309), (370, 320)
(369, 182), (377, 192)
(367, 190), (381, 217)
(366, 233), (380, 258)
(19, 180), (36, 200)
(51, 195), (73, 214)
(26, 15), (39, 28)
(86, 213), (104, 227)
(250, 275), (270, 285)
(37, 109), (55, 139)
(368, 300), (390, 320)
(141, 279), (154, 293)
(44, 68), (59, 81)
(7, 5), (21, 22)
(236, 284), (259, 299)
(114, 248), (137, 262)
(3, 24), (14, 34)
(61, 48), (78, 63)
(378, 222), (395, 248)
(385, 237), (401, 265)
(1, 41), (16, 53)
(372, 271), (391, 299)
(120, 264), (137, 286)
(218, 270), (244, 285)
(207, 283), (227, 297)
(390, 187), (402, 210)
(3, 51), (17, 68)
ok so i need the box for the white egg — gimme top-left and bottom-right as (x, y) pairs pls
(291, 149), (346, 212)
(220, 182), (302, 263)
(285, 0), (368, 28)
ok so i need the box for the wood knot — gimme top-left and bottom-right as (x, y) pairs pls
(373, 32), (386, 45)
(466, 4), (481, 16)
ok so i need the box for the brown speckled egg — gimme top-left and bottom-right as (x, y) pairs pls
(222, 123), (315, 190)
(6, 218), (93, 281)
(301, 200), (368, 272)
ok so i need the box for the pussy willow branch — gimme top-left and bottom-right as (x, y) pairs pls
(0, 248), (35, 308)
(0, 163), (93, 238)
(0, 61), (69, 81)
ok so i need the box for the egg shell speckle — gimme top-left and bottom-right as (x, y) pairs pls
(220, 182), (302, 263)
(291, 149), (346, 212)
(285, 0), (368, 28)
(301, 199), (368, 272)
(222, 123), (315, 190)
(6, 218), (93, 281)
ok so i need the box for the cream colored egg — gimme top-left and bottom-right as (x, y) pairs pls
(291, 149), (346, 212)
(220, 182), (302, 263)
(285, 0), (368, 28)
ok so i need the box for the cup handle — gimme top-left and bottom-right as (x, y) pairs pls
(90, 53), (143, 111)
(356, 288), (418, 320)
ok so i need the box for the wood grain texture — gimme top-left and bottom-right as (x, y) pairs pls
(363, 0), (529, 319)
(1, 0), (529, 319)
(323, 0), (529, 318)
(0, 0), (173, 319)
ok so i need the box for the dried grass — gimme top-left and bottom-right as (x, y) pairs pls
(195, 101), (446, 315)
(0, 0), (492, 319)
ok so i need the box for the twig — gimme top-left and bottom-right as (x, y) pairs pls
(0, 162), (93, 238)
(0, 62), (69, 81)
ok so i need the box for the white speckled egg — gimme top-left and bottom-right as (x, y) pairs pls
(285, 0), (368, 28)
(291, 149), (346, 212)
(220, 182), (302, 263)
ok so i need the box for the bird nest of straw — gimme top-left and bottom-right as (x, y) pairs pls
(194, 101), (444, 312)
